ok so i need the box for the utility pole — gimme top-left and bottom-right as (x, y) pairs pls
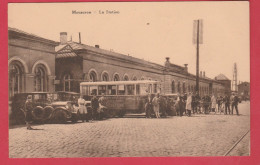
(193, 19), (203, 95)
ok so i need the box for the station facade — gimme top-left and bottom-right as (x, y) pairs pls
(55, 32), (227, 96)
(8, 27), (58, 99)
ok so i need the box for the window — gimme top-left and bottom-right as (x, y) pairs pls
(81, 86), (89, 95)
(114, 74), (120, 81)
(123, 75), (129, 81)
(34, 64), (47, 92)
(98, 85), (107, 95)
(154, 84), (158, 93)
(126, 85), (135, 95)
(117, 85), (125, 95)
(89, 86), (98, 95)
(171, 80), (175, 93)
(132, 76), (137, 81)
(9, 61), (24, 98)
(89, 71), (97, 82)
(177, 82), (181, 93)
(63, 74), (72, 91)
(102, 72), (109, 81)
(107, 85), (117, 95)
(183, 82), (186, 93)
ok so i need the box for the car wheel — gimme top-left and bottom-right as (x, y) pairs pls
(53, 110), (67, 124)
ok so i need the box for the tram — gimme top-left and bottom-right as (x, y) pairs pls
(80, 80), (161, 116)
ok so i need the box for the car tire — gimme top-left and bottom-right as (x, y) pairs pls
(53, 109), (67, 124)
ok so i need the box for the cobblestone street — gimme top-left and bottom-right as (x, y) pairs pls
(9, 101), (250, 158)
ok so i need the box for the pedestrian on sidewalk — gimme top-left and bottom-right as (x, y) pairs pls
(24, 95), (34, 130)
(186, 92), (192, 117)
(152, 93), (160, 118)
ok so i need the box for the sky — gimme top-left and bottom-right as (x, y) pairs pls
(8, 1), (250, 82)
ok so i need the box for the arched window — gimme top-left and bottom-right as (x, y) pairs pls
(101, 72), (109, 81)
(9, 61), (24, 98)
(114, 74), (120, 81)
(63, 74), (72, 91)
(89, 71), (97, 82)
(132, 76), (137, 81)
(123, 74), (129, 81)
(171, 80), (175, 93)
(177, 82), (181, 93)
(141, 76), (145, 80)
(34, 64), (48, 92)
(183, 82), (186, 93)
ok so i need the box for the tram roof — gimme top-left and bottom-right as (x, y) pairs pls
(80, 80), (159, 86)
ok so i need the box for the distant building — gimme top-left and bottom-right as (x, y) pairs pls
(238, 82), (250, 100)
(8, 27), (59, 99)
(55, 32), (226, 96)
(215, 74), (231, 96)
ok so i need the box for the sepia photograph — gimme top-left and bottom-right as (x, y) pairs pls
(8, 1), (250, 158)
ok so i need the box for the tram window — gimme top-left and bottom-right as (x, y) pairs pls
(117, 85), (125, 95)
(107, 85), (116, 95)
(126, 85), (135, 95)
(140, 84), (147, 95)
(81, 86), (89, 95)
(98, 85), (106, 95)
(90, 86), (98, 95)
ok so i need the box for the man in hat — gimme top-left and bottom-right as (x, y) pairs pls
(231, 93), (240, 115)
(24, 95), (34, 130)
(186, 92), (192, 117)
(91, 93), (99, 120)
(152, 93), (160, 118)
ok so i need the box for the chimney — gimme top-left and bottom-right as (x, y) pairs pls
(165, 57), (170, 68)
(95, 45), (100, 48)
(60, 32), (67, 45)
(203, 71), (205, 78)
(184, 64), (188, 72)
(79, 32), (81, 44)
(200, 71), (202, 77)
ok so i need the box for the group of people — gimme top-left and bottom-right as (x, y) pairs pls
(145, 92), (241, 118)
(145, 93), (168, 118)
(77, 93), (107, 122)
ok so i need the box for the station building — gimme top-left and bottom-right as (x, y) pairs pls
(55, 32), (227, 96)
(8, 27), (58, 99)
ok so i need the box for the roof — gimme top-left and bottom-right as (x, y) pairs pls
(56, 41), (164, 69)
(215, 74), (230, 80)
(80, 80), (159, 86)
(9, 27), (59, 46)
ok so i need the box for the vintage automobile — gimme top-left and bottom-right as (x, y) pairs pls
(10, 92), (82, 124)
(162, 94), (178, 116)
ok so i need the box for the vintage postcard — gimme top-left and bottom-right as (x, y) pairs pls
(8, 1), (250, 158)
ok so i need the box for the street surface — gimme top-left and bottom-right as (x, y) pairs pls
(9, 101), (250, 158)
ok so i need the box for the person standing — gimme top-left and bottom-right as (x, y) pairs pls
(91, 93), (99, 120)
(78, 95), (87, 122)
(224, 95), (231, 115)
(211, 94), (217, 113)
(159, 95), (167, 118)
(24, 95), (34, 130)
(186, 93), (192, 117)
(98, 93), (106, 120)
(145, 93), (153, 118)
(231, 93), (240, 115)
(152, 93), (160, 118)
